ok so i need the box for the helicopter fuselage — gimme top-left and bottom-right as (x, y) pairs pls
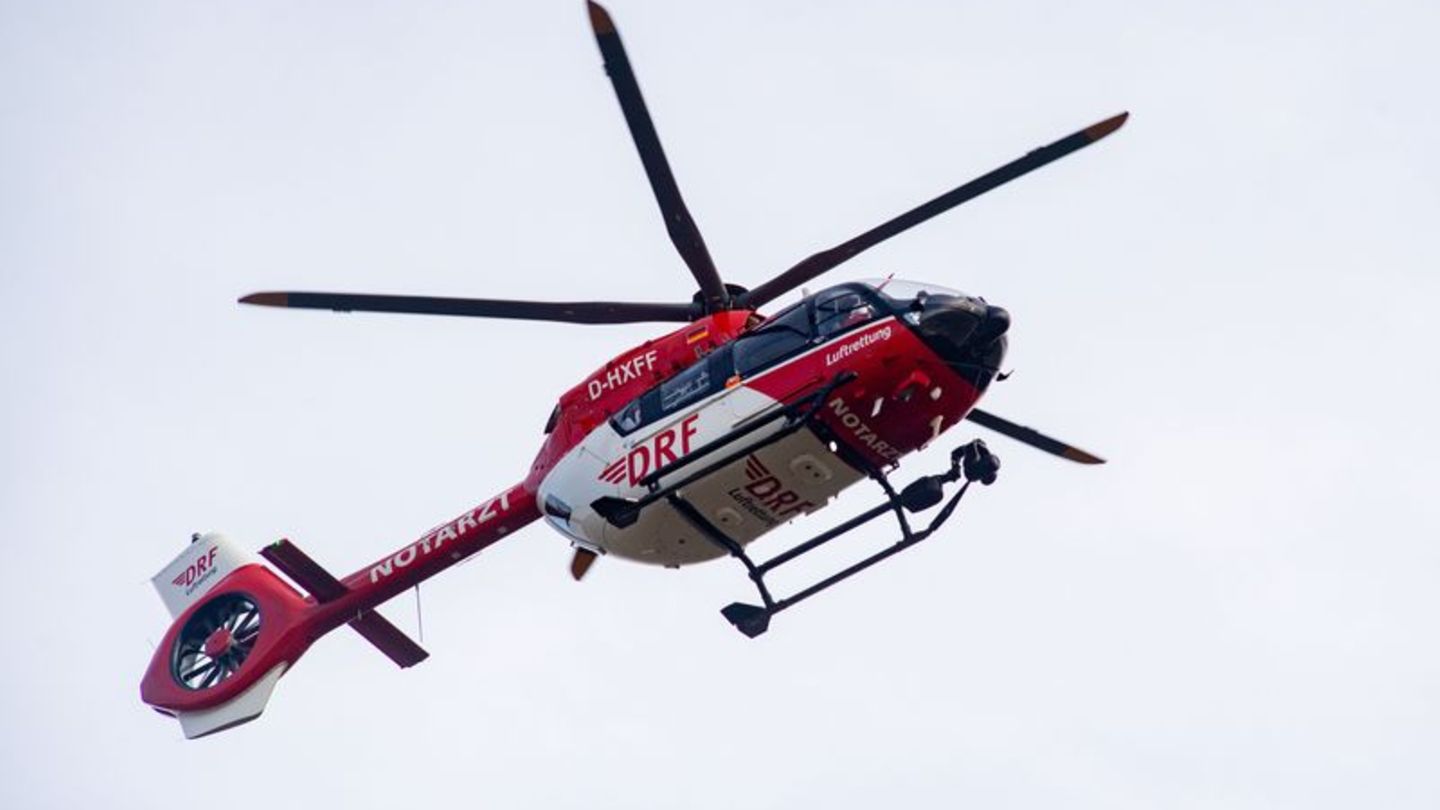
(527, 280), (1008, 566)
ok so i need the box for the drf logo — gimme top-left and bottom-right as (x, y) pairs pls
(599, 414), (700, 487)
(726, 455), (816, 527)
(172, 546), (219, 589)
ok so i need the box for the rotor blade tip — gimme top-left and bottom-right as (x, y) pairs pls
(239, 292), (289, 308)
(1084, 112), (1129, 142)
(570, 548), (598, 581)
(1062, 447), (1107, 465)
(587, 1), (614, 34)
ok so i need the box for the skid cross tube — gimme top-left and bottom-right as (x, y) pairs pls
(591, 372), (856, 528)
(717, 439), (998, 638)
(767, 481), (969, 612)
(756, 500), (892, 575)
(666, 493), (779, 610)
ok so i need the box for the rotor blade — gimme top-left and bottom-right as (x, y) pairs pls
(570, 548), (598, 582)
(588, 1), (729, 311)
(965, 408), (1105, 464)
(740, 112), (1129, 309)
(239, 292), (694, 325)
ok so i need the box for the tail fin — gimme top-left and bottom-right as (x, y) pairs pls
(151, 533), (256, 618)
(140, 537), (431, 738)
(141, 535), (311, 738)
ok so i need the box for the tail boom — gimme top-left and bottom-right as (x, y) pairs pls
(140, 484), (539, 737)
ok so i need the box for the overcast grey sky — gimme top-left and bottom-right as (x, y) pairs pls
(3, 1), (1438, 807)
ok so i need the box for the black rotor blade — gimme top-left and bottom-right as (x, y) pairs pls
(965, 407), (1106, 465)
(239, 292), (694, 325)
(740, 112), (1129, 310)
(588, 1), (729, 312)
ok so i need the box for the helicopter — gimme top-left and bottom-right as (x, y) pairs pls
(139, 2), (1126, 738)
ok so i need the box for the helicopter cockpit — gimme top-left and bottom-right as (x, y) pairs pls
(611, 284), (888, 435)
(864, 278), (1010, 391)
(611, 280), (1006, 436)
(801, 278), (1011, 394)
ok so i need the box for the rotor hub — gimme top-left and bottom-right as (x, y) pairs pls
(201, 627), (234, 658)
(172, 593), (262, 690)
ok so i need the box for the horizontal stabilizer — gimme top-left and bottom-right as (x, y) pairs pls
(350, 610), (429, 668)
(261, 539), (346, 602)
(261, 538), (427, 667)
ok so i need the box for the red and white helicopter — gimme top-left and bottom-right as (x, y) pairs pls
(140, 2), (1126, 738)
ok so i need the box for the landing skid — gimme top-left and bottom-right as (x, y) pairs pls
(711, 438), (999, 637)
(588, 372), (1000, 638)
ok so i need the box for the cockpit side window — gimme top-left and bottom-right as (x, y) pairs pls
(611, 350), (731, 436)
(814, 287), (879, 337)
(612, 397), (644, 434)
(732, 303), (813, 377)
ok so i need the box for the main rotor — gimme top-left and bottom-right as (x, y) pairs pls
(240, 2), (1127, 325)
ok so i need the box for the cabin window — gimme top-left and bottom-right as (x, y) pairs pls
(611, 352), (725, 436)
(733, 303), (813, 377)
(612, 399), (644, 433)
(659, 357), (712, 412)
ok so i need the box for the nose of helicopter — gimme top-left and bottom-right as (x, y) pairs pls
(913, 296), (1009, 389)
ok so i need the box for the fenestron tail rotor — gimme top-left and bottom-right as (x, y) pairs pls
(171, 593), (262, 691)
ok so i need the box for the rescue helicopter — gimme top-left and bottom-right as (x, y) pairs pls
(140, 2), (1126, 738)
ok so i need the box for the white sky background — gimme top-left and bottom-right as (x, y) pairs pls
(2, 0), (1438, 806)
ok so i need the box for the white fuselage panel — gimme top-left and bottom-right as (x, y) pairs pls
(537, 384), (865, 566)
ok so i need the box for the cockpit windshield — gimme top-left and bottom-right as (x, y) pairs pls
(859, 278), (966, 306)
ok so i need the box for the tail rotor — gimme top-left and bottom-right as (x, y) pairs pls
(171, 593), (262, 691)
